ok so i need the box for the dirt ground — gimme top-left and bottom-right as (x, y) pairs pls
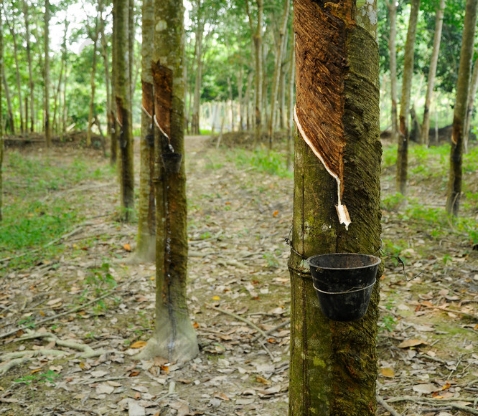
(0, 134), (477, 416)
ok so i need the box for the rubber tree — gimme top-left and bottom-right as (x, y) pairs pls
(135, 0), (156, 262)
(396, 0), (420, 195)
(421, 0), (445, 146)
(386, 0), (398, 144)
(463, 57), (478, 153)
(23, 0), (35, 133)
(113, 0), (135, 221)
(0, 0), (4, 221)
(446, 0), (478, 216)
(137, 0), (199, 363)
(44, 0), (51, 147)
(245, 0), (264, 146)
(268, 0), (291, 150)
(289, 0), (382, 414)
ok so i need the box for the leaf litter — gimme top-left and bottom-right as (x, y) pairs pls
(0, 138), (477, 415)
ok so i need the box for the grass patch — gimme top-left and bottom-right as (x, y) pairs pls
(1, 150), (114, 269)
(227, 148), (292, 178)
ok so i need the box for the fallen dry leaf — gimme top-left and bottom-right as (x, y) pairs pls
(380, 367), (395, 378)
(398, 339), (428, 349)
(130, 341), (147, 349)
(123, 243), (131, 252)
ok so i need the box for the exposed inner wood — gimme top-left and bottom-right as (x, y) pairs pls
(152, 61), (173, 139)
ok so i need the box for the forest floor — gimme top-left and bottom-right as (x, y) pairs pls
(0, 133), (477, 416)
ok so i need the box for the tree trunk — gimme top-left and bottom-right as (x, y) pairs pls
(421, 0), (445, 146)
(268, 0), (290, 149)
(44, 0), (51, 147)
(237, 67), (244, 131)
(137, 0), (198, 364)
(2, 72), (14, 134)
(53, 19), (68, 135)
(289, 1), (381, 414)
(87, 0), (103, 148)
(113, 0), (135, 221)
(245, 0), (264, 147)
(135, 0), (156, 262)
(0, 5), (3, 221)
(4, 12), (24, 133)
(23, 0), (35, 133)
(191, 0), (203, 136)
(286, 35), (295, 170)
(463, 58), (478, 153)
(387, 0), (398, 144)
(245, 71), (252, 132)
(396, 0), (420, 195)
(227, 76), (234, 132)
(446, 0), (478, 216)
(102, 7), (116, 165)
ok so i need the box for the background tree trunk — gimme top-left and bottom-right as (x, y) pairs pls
(0, 3), (4, 221)
(87, 0), (103, 148)
(245, 0), (264, 146)
(463, 57), (478, 153)
(387, 0), (398, 144)
(137, 0), (198, 364)
(396, 0), (420, 195)
(446, 0), (478, 216)
(135, 0), (156, 262)
(2, 73), (14, 134)
(44, 0), (51, 147)
(113, 0), (135, 221)
(23, 0), (35, 133)
(268, 0), (290, 149)
(289, 1), (381, 414)
(421, 0), (445, 146)
(4, 13), (24, 133)
(191, 0), (203, 136)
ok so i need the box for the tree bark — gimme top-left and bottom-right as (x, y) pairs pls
(0, 3), (4, 221)
(135, 0), (156, 262)
(4, 11), (24, 133)
(396, 0), (420, 195)
(23, 0), (35, 133)
(446, 0), (478, 216)
(387, 0), (398, 144)
(87, 0), (103, 148)
(463, 58), (478, 153)
(52, 19), (68, 135)
(268, 0), (290, 149)
(2, 72), (14, 134)
(286, 35), (295, 170)
(289, 1), (381, 414)
(137, 0), (198, 363)
(113, 0), (135, 221)
(44, 0), (51, 147)
(191, 0), (203, 136)
(245, 0), (264, 147)
(421, 0), (445, 146)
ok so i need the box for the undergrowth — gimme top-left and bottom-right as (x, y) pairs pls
(0, 150), (113, 270)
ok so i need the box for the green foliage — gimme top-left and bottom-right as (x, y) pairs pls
(14, 370), (60, 385)
(381, 192), (405, 211)
(228, 149), (292, 178)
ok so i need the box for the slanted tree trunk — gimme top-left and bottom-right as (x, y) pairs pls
(289, 1), (381, 414)
(44, 0), (51, 147)
(245, 0), (264, 147)
(23, 0), (35, 133)
(286, 35), (295, 170)
(4, 12), (24, 133)
(268, 0), (290, 149)
(134, 0), (156, 262)
(421, 0), (445, 146)
(113, 0), (135, 221)
(387, 0), (398, 144)
(137, 0), (198, 363)
(446, 0), (478, 216)
(396, 0), (420, 195)
(463, 57), (478, 153)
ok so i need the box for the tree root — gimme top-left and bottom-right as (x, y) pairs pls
(0, 331), (117, 375)
(384, 395), (478, 415)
